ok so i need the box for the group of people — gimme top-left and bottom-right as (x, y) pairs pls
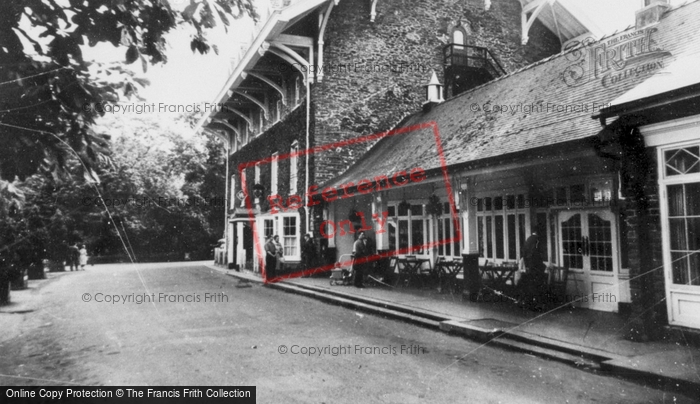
(67, 243), (88, 271)
(264, 233), (317, 280)
(264, 235), (284, 279)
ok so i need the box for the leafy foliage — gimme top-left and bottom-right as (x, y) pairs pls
(0, 0), (255, 274)
(0, 0), (256, 182)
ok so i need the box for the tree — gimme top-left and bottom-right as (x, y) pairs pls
(0, 0), (256, 183)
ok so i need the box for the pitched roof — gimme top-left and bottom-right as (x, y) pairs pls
(325, 0), (700, 189)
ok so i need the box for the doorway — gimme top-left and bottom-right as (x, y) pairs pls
(559, 210), (620, 312)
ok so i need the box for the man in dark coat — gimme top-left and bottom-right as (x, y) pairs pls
(301, 233), (316, 275)
(352, 231), (373, 288)
(264, 236), (277, 281)
(520, 232), (548, 309)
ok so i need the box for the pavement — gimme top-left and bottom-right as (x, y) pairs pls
(207, 264), (700, 397)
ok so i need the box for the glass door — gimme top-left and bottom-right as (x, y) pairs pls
(559, 210), (619, 312)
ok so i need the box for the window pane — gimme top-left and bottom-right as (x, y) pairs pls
(556, 187), (567, 205)
(478, 217), (484, 257)
(517, 194), (525, 209)
(444, 218), (452, 256)
(389, 222), (396, 252)
(411, 205), (423, 216)
(561, 214), (582, 269)
(411, 219), (424, 254)
(484, 197), (492, 211)
(283, 217), (297, 256)
(398, 203), (409, 216)
(688, 218), (700, 251)
(518, 214), (526, 259)
(438, 219), (444, 255)
(686, 183), (700, 216)
(668, 185), (685, 217)
(672, 252), (688, 284)
(399, 220), (409, 250)
(507, 215), (516, 260)
(665, 147), (700, 176)
(452, 218), (460, 256)
(669, 218), (688, 251)
(486, 217), (493, 258)
(494, 197), (503, 211)
(506, 195), (515, 210)
(388, 206), (396, 217)
(537, 213), (548, 261)
(571, 184), (586, 203)
(690, 253), (700, 286)
(495, 216), (504, 259)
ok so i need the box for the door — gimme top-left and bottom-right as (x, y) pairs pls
(664, 182), (700, 329)
(559, 210), (619, 312)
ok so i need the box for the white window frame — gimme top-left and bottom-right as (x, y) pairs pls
(279, 213), (301, 260)
(476, 192), (530, 265)
(387, 202), (429, 257)
(254, 162), (261, 185)
(436, 203), (461, 258)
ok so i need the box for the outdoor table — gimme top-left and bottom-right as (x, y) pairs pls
(436, 259), (462, 294)
(479, 264), (519, 296)
(395, 256), (431, 288)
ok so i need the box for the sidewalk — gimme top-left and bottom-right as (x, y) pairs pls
(208, 264), (700, 396)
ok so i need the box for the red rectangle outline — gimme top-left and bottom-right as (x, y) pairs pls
(238, 121), (460, 283)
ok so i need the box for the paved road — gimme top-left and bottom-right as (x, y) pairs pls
(0, 262), (696, 403)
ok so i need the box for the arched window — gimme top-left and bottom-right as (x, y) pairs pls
(452, 26), (468, 50)
(453, 29), (465, 46)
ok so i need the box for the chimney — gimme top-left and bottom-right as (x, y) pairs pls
(636, 0), (670, 29)
(423, 71), (444, 112)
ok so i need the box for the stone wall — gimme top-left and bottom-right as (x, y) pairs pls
(229, 101), (315, 235)
(312, 0), (562, 185)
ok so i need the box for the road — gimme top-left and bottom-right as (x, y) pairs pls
(0, 262), (696, 403)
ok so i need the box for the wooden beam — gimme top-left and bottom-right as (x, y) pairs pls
(275, 34), (314, 47)
(248, 72), (286, 105)
(234, 91), (269, 119)
(522, 0), (549, 45)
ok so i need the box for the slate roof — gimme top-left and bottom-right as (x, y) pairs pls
(325, 0), (700, 189)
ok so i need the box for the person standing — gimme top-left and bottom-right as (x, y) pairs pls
(520, 232), (547, 309)
(301, 233), (316, 275)
(352, 231), (373, 288)
(273, 235), (284, 275)
(264, 236), (277, 280)
(78, 245), (88, 271)
(69, 243), (80, 271)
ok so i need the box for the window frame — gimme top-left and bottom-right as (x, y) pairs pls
(387, 201), (429, 256)
(476, 192), (530, 264)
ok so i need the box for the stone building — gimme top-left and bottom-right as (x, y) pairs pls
(316, 0), (700, 338)
(196, 0), (565, 275)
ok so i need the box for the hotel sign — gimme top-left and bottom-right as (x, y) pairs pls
(562, 27), (672, 88)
